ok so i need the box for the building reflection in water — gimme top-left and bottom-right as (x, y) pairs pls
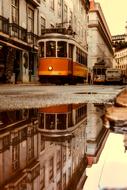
(0, 103), (108, 190)
(86, 103), (109, 166)
(0, 109), (39, 190)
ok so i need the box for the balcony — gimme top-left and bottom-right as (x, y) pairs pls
(26, 0), (40, 7)
(9, 23), (27, 42)
(0, 16), (9, 34)
(27, 32), (39, 46)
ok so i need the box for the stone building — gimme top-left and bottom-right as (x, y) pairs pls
(112, 22), (127, 78)
(0, 0), (90, 84)
(114, 48), (127, 77)
(87, 0), (114, 71)
(0, 0), (40, 83)
(86, 103), (109, 166)
(0, 108), (39, 190)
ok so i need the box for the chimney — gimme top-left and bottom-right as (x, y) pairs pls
(89, 0), (95, 10)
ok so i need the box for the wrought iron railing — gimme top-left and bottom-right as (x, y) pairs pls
(9, 23), (27, 42)
(0, 15), (9, 34)
(27, 32), (39, 45)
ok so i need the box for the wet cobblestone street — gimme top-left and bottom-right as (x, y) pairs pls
(0, 84), (124, 110)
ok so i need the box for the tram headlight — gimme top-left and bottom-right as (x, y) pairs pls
(48, 66), (53, 71)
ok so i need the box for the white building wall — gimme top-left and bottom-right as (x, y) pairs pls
(86, 103), (103, 141)
(2, 0), (10, 18)
(19, 0), (27, 29)
(86, 103), (105, 155)
(39, 0), (88, 49)
(0, 0), (2, 15)
(88, 2), (113, 69)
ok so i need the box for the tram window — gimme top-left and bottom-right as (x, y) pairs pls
(39, 42), (44, 57)
(102, 69), (106, 74)
(57, 114), (66, 130)
(46, 114), (55, 129)
(93, 69), (96, 74)
(97, 69), (101, 75)
(80, 51), (83, 64)
(76, 48), (79, 62)
(69, 44), (73, 59)
(84, 54), (87, 66)
(57, 41), (67, 57)
(46, 41), (56, 57)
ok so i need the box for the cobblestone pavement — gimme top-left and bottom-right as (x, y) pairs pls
(0, 84), (125, 111)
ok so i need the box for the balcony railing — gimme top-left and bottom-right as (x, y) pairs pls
(0, 16), (39, 46)
(9, 23), (27, 42)
(0, 16), (9, 34)
(27, 32), (39, 46)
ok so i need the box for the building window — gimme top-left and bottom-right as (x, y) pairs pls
(58, 0), (62, 18)
(40, 166), (45, 189)
(11, 0), (19, 24)
(2, 135), (10, 151)
(56, 150), (61, 171)
(12, 145), (19, 171)
(49, 157), (54, 181)
(27, 7), (34, 32)
(69, 10), (72, 25)
(62, 146), (66, 164)
(40, 134), (45, 151)
(20, 127), (27, 141)
(27, 137), (34, 161)
(41, 16), (46, 35)
(64, 4), (67, 23)
(63, 173), (66, 189)
(50, 0), (55, 11)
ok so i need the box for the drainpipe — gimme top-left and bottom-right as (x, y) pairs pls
(62, 0), (64, 27)
(1, 0), (3, 16)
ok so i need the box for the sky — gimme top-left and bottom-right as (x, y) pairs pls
(96, 0), (127, 36)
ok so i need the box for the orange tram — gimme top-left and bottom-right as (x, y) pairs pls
(38, 31), (88, 84)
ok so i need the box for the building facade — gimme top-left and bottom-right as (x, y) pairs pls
(87, 0), (114, 72)
(86, 103), (109, 166)
(0, 0), (90, 84)
(0, 108), (39, 190)
(0, 0), (40, 84)
(114, 48), (127, 77)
